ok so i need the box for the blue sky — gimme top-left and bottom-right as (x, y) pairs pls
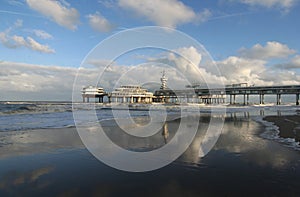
(0, 0), (300, 100)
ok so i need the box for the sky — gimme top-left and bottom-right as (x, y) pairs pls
(0, 0), (300, 101)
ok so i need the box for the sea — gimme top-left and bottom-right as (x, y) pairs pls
(0, 101), (299, 150)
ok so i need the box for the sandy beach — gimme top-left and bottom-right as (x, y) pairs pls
(264, 115), (300, 141)
(1, 113), (300, 196)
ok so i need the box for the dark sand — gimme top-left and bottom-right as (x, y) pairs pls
(1, 115), (300, 196)
(264, 115), (300, 141)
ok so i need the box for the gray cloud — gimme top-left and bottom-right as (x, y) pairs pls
(273, 55), (300, 70)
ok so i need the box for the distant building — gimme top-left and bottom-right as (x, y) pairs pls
(109, 85), (153, 103)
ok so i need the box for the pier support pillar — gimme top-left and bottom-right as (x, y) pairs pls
(247, 94), (249, 105)
(276, 94), (281, 105)
(233, 95), (236, 104)
(243, 94), (246, 105)
(296, 94), (299, 105)
(259, 94), (264, 105)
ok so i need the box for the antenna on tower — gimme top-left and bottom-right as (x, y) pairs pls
(160, 70), (167, 90)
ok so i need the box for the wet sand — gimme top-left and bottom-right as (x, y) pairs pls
(1, 116), (300, 196)
(264, 115), (300, 141)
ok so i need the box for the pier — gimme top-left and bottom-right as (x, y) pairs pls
(82, 72), (300, 105)
(154, 84), (300, 105)
(224, 85), (300, 105)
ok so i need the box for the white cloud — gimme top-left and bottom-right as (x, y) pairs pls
(145, 46), (227, 88)
(12, 35), (26, 46)
(89, 45), (300, 90)
(1, 43), (299, 100)
(215, 55), (300, 86)
(32, 29), (53, 39)
(26, 0), (80, 30)
(26, 37), (55, 53)
(239, 0), (297, 10)
(206, 41), (300, 86)
(87, 12), (114, 32)
(118, 0), (210, 28)
(166, 46), (203, 81)
(259, 69), (300, 85)
(239, 41), (296, 60)
(0, 32), (55, 53)
(0, 20), (55, 53)
(216, 56), (268, 85)
(0, 61), (78, 100)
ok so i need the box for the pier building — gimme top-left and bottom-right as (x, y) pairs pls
(81, 86), (107, 103)
(108, 85), (153, 103)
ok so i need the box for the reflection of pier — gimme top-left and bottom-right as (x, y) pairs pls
(162, 123), (169, 144)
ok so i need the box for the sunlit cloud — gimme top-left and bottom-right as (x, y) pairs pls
(239, 41), (296, 60)
(118, 0), (210, 28)
(32, 29), (53, 39)
(26, 0), (80, 30)
(0, 19), (55, 53)
(1, 42), (300, 100)
(87, 12), (115, 32)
